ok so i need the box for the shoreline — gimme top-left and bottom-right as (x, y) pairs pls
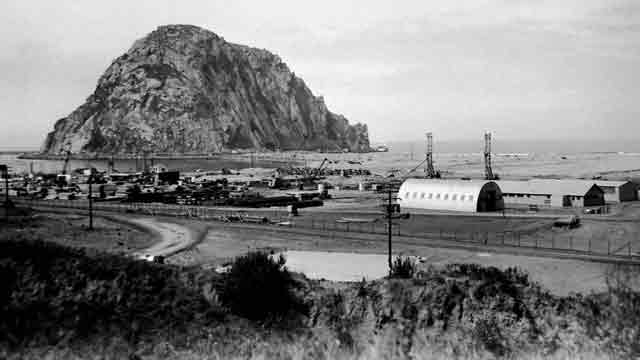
(16, 151), (361, 161)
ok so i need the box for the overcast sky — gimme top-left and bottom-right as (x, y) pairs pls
(1, 0), (639, 149)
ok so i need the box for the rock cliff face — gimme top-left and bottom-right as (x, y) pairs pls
(41, 25), (370, 154)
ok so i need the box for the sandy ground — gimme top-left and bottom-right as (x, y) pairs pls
(21, 201), (624, 296)
(166, 220), (614, 296)
(0, 209), (202, 262)
(0, 212), (155, 253)
(129, 218), (197, 259)
(14, 201), (639, 296)
(277, 249), (612, 296)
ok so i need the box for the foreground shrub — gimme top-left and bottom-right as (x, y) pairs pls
(390, 256), (416, 279)
(571, 264), (640, 356)
(444, 263), (530, 287)
(0, 239), (220, 348)
(471, 311), (508, 356)
(220, 251), (304, 321)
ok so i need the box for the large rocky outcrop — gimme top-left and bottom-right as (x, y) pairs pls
(41, 25), (370, 154)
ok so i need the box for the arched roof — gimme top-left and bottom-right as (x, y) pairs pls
(397, 179), (501, 212)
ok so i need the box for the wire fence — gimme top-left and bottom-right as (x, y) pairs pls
(15, 199), (640, 261)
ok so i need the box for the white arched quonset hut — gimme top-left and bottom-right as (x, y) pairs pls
(397, 179), (504, 213)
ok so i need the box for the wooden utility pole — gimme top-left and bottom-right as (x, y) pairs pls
(383, 190), (410, 274)
(387, 190), (393, 270)
(1, 165), (8, 223)
(88, 170), (94, 230)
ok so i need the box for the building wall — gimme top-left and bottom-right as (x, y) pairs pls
(560, 195), (584, 208)
(504, 191), (603, 208)
(599, 185), (619, 203)
(550, 194), (564, 207)
(619, 182), (638, 202)
(502, 193), (551, 207)
(583, 187), (605, 207)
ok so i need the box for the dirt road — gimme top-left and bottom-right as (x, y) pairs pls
(130, 218), (197, 259)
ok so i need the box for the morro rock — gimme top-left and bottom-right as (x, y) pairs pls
(41, 24), (370, 154)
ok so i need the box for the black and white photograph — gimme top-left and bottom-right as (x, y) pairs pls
(1, 1), (640, 358)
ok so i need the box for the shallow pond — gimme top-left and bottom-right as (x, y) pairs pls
(278, 250), (391, 281)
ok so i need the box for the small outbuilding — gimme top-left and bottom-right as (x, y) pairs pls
(397, 179), (504, 213)
(592, 180), (637, 203)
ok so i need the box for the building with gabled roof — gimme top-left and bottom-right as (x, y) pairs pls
(589, 180), (637, 203)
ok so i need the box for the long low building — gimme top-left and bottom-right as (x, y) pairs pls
(397, 179), (504, 213)
(497, 179), (605, 208)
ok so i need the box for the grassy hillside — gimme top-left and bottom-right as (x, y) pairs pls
(1, 236), (639, 359)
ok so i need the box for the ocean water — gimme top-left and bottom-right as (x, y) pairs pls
(2, 138), (640, 179)
(384, 138), (640, 155)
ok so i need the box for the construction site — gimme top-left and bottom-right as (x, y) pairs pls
(3, 132), (640, 293)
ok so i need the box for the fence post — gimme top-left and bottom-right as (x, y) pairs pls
(588, 237), (591, 253)
(608, 238), (611, 255)
(629, 242), (632, 257)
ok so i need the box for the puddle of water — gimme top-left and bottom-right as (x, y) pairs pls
(278, 251), (391, 282)
(275, 251), (500, 281)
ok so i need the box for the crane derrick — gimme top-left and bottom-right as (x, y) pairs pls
(425, 132), (440, 178)
(484, 132), (498, 180)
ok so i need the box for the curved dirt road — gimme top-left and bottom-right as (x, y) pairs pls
(130, 218), (195, 259)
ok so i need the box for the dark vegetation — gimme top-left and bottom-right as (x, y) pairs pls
(220, 251), (307, 321)
(0, 241), (309, 351)
(1, 232), (640, 358)
(0, 239), (222, 349)
(312, 263), (640, 358)
(389, 256), (417, 279)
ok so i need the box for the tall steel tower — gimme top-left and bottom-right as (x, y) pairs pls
(484, 132), (498, 180)
(425, 132), (437, 178)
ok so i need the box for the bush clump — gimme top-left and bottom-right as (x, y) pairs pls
(0, 239), (221, 348)
(220, 251), (304, 321)
(472, 312), (508, 356)
(389, 256), (417, 279)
